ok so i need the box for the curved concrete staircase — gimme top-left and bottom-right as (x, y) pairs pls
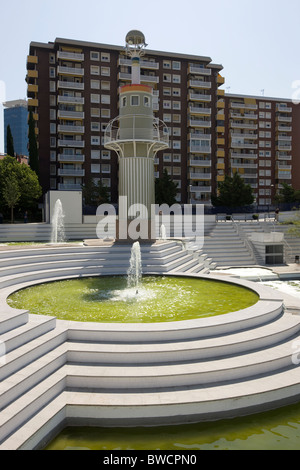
(0, 243), (300, 449)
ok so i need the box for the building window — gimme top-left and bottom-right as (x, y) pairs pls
(50, 178), (56, 190)
(49, 106), (57, 121)
(101, 109), (110, 118)
(101, 52), (110, 62)
(91, 94), (100, 103)
(172, 61), (181, 70)
(91, 108), (100, 117)
(50, 151), (56, 162)
(101, 81), (110, 90)
(49, 53), (55, 64)
(102, 150), (110, 159)
(101, 94), (110, 104)
(121, 96), (127, 107)
(90, 51), (100, 61)
(49, 67), (56, 78)
(91, 136), (100, 145)
(131, 95), (139, 106)
(91, 164), (100, 173)
(91, 65), (100, 75)
(163, 61), (171, 69)
(91, 150), (100, 159)
(172, 75), (181, 83)
(91, 80), (100, 89)
(49, 81), (56, 92)
(50, 123), (56, 134)
(91, 122), (100, 131)
(102, 178), (111, 187)
(163, 74), (171, 82)
(102, 164), (111, 173)
(144, 96), (150, 107)
(101, 67), (110, 76)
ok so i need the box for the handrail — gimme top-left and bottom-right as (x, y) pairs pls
(232, 220), (258, 264)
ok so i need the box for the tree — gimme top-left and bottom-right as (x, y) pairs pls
(275, 183), (300, 204)
(6, 125), (15, 157)
(28, 110), (39, 176)
(0, 156), (42, 218)
(2, 177), (21, 223)
(155, 169), (178, 205)
(81, 178), (110, 206)
(211, 172), (254, 207)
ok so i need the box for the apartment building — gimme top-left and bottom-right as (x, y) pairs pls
(224, 94), (300, 206)
(26, 36), (300, 206)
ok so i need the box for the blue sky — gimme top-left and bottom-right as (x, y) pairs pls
(1, 0), (300, 152)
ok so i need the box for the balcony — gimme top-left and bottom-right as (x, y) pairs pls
(189, 106), (211, 115)
(189, 92), (211, 102)
(276, 115), (292, 123)
(189, 172), (212, 180)
(57, 80), (84, 90)
(231, 102), (258, 110)
(118, 58), (159, 69)
(231, 142), (258, 149)
(188, 65), (211, 75)
(190, 185), (212, 193)
(217, 100), (225, 109)
(57, 125), (85, 134)
(231, 131), (257, 140)
(188, 133), (211, 140)
(217, 75), (225, 85)
(57, 66), (84, 76)
(188, 159), (212, 167)
(27, 55), (38, 67)
(189, 143), (211, 154)
(58, 183), (83, 190)
(58, 169), (85, 176)
(231, 163), (258, 169)
(57, 96), (85, 105)
(276, 104), (292, 112)
(277, 144), (292, 151)
(58, 154), (85, 163)
(277, 153), (292, 161)
(230, 152), (258, 159)
(26, 69), (38, 80)
(276, 163), (292, 170)
(57, 140), (85, 148)
(276, 125), (292, 132)
(277, 135), (292, 141)
(230, 122), (258, 130)
(188, 79), (212, 89)
(57, 110), (85, 119)
(27, 98), (38, 107)
(57, 51), (84, 61)
(188, 119), (211, 128)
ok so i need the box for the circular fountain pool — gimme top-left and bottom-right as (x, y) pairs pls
(7, 275), (259, 323)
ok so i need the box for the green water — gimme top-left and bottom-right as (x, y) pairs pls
(7, 275), (258, 323)
(45, 401), (300, 450)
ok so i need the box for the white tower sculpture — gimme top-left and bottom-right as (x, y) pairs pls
(104, 30), (169, 240)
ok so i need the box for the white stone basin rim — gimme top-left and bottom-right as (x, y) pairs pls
(1, 270), (285, 342)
